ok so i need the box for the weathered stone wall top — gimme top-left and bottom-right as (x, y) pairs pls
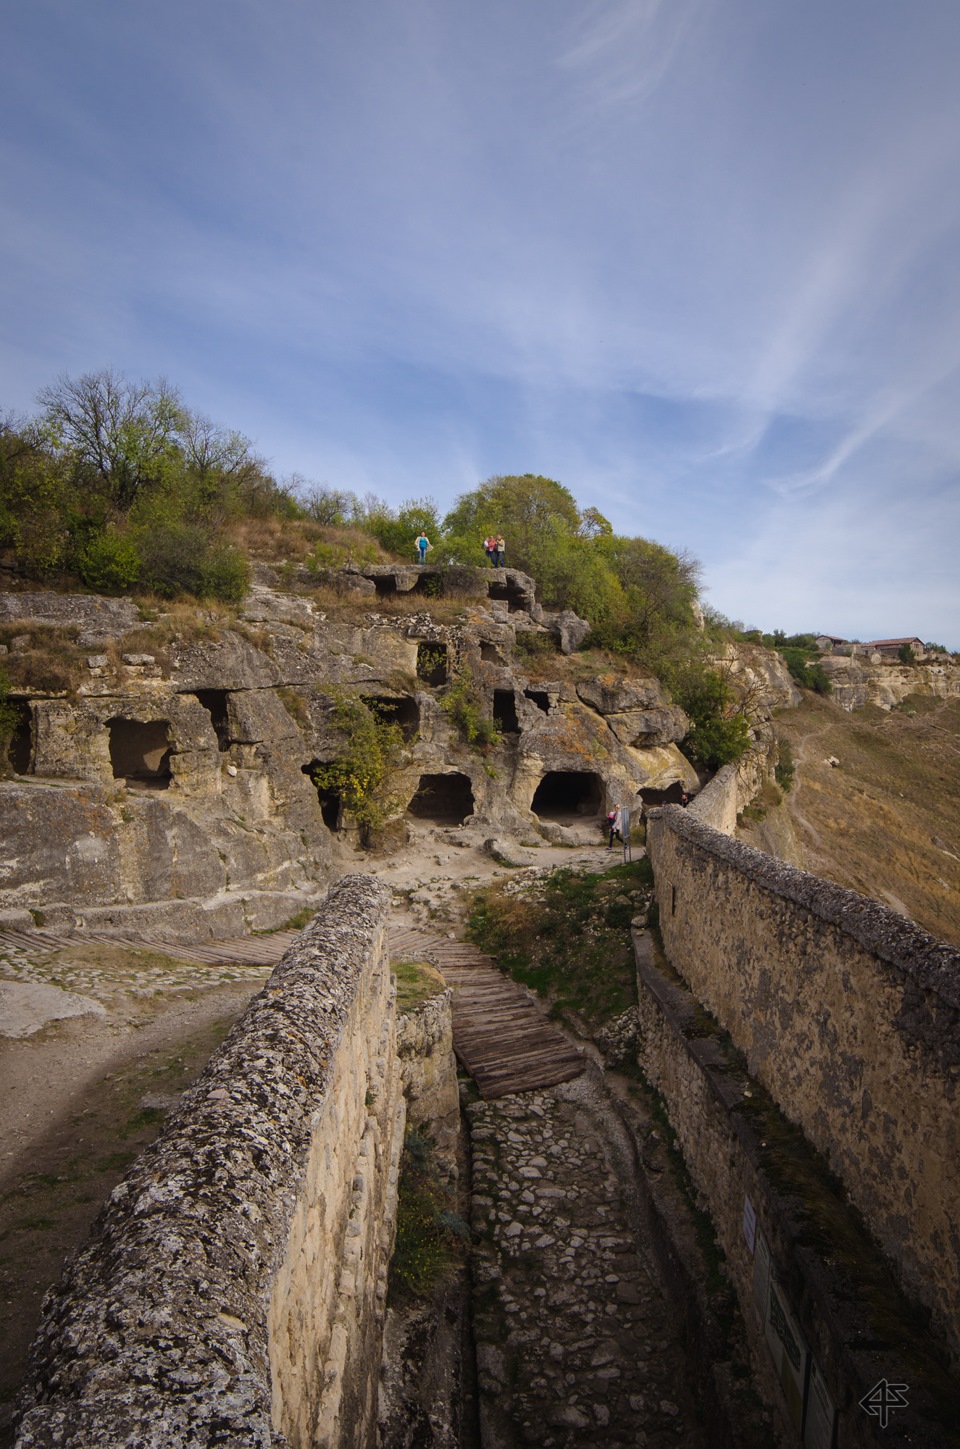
(655, 804), (960, 1017)
(647, 805), (960, 1361)
(14, 874), (393, 1449)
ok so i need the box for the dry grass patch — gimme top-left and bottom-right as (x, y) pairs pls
(0, 626), (86, 695)
(769, 693), (960, 946)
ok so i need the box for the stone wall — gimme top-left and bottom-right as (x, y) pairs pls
(395, 990), (460, 1173)
(14, 875), (406, 1449)
(645, 806), (960, 1363)
(632, 928), (957, 1447)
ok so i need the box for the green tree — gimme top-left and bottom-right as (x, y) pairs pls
(363, 496), (443, 559)
(309, 692), (405, 839)
(674, 666), (751, 770)
(38, 369), (184, 508)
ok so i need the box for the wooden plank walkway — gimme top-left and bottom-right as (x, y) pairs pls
(0, 926), (298, 968)
(390, 925), (585, 1100)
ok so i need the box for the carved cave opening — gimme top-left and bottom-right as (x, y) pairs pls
(302, 762), (342, 830)
(487, 579), (526, 612)
(412, 571), (443, 597)
(524, 689), (549, 714)
(372, 575), (398, 597)
(361, 695), (420, 742)
(493, 690), (520, 734)
(531, 770), (603, 823)
(194, 690), (231, 751)
(406, 772), (474, 825)
(416, 642), (449, 686)
(5, 698), (32, 773)
(108, 718), (173, 788)
(638, 782), (688, 807)
(480, 642), (502, 665)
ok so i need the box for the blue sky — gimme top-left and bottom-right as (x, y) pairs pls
(3, 0), (960, 644)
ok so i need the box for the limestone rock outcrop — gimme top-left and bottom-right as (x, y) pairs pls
(0, 567), (741, 933)
(818, 653), (960, 711)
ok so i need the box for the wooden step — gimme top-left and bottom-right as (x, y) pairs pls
(389, 922), (584, 1100)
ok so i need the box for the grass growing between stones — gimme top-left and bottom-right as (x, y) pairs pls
(388, 1130), (468, 1305)
(465, 858), (653, 1029)
(392, 959), (447, 1012)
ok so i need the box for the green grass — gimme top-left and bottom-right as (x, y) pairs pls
(387, 1130), (467, 1304)
(392, 958), (447, 1011)
(466, 857), (653, 1029)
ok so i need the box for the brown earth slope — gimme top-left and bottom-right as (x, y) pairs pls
(738, 693), (960, 949)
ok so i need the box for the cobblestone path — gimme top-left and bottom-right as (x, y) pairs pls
(468, 1076), (705, 1449)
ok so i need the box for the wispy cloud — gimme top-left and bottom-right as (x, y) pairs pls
(2, 0), (960, 642)
(556, 0), (705, 113)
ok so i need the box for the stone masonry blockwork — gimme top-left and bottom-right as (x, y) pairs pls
(646, 805), (960, 1362)
(13, 874), (405, 1449)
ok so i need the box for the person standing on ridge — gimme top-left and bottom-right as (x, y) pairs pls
(415, 531), (431, 563)
(494, 534), (505, 567)
(484, 535), (497, 565)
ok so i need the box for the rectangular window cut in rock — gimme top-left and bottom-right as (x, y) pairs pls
(360, 695), (420, 742)
(302, 762), (342, 830)
(493, 690), (519, 733)
(108, 718), (173, 788)
(5, 697), (32, 773)
(416, 642), (448, 686)
(524, 689), (549, 713)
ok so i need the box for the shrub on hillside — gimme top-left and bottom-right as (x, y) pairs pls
(675, 666), (751, 769)
(77, 531), (141, 593)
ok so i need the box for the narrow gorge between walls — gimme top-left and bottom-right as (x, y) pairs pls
(3, 570), (960, 1449)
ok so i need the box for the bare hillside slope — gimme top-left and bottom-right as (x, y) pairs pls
(738, 693), (960, 948)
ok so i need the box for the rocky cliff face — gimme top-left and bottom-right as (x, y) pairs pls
(818, 652), (960, 711)
(0, 568), (701, 937)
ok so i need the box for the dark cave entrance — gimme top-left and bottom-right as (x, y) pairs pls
(637, 782), (689, 807)
(108, 718), (173, 788)
(524, 689), (549, 714)
(406, 773), (474, 825)
(372, 575), (399, 597)
(531, 770), (603, 823)
(361, 695), (420, 743)
(412, 571), (443, 597)
(487, 578), (527, 612)
(194, 690), (231, 751)
(480, 642), (503, 665)
(493, 690), (519, 734)
(302, 762), (342, 830)
(417, 642), (449, 686)
(5, 698), (32, 774)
